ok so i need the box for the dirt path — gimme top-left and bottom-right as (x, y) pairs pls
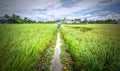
(50, 32), (62, 71)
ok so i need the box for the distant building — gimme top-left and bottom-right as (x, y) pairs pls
(64, 18), (81, 23)
(64, 18), (73, 23)
(73, 19), (81, 23)
(0, 17), (8, 23)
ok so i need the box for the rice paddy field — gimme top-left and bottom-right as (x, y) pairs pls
(61, 24), (120, 71)
(0, 24), (57, 71)
(0, 24), (120, 71)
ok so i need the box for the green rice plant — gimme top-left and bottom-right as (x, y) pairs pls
(61, 24), (120, 71)
(0, 24), (57, 71)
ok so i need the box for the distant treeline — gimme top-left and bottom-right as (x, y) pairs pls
(0, 14), (37, 24)
(0, 14), (119, 24)
(87, 19), (118, 24)
(0, 14), (57, 24)
(62, 19), (119, 24)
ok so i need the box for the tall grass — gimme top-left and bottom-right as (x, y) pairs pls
(61, 24), (120, 71)
(0, 24), (57, 71)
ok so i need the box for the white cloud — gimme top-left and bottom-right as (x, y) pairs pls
(86, 11), (120, 20)
(106, 13), (120, 20)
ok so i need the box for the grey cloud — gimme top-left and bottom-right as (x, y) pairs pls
(99, 0), (113, 3)
(32, 8), (48, 11)
(59, 0), (81, 7)
(0, 0), (119, 21)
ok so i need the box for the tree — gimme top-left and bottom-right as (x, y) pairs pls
(5, 14), (23, 23)
(4, 14), (9, 18)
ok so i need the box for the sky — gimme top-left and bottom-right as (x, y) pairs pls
(0, 0), (120, 21)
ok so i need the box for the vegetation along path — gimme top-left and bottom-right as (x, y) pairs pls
(50, 32), (62, 71)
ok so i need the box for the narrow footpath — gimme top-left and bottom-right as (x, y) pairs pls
(50, 32), (62, 71)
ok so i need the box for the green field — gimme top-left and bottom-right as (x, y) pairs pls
(0, 24), (57, 71)
(61, 24), (120, 71)
(0, 24), (120, 71)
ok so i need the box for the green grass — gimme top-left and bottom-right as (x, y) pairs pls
(0, 24), (57, 71)
(1, 24), (120, 71)
(60, 37), (73, 71)
(36, 32), (57, 71)
(61, 24), (120, 71)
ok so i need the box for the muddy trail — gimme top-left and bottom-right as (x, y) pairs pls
(36, 31), (73, 71)
(50, 32), (62, 71)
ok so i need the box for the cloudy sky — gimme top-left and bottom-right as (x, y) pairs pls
(0, 0), (120, 21)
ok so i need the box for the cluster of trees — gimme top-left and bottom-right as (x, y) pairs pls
(1, 14), (36, 23)
(79, 18), (117, 24)
(0, 14), (57, 24)
(87, 19), (117, 24)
